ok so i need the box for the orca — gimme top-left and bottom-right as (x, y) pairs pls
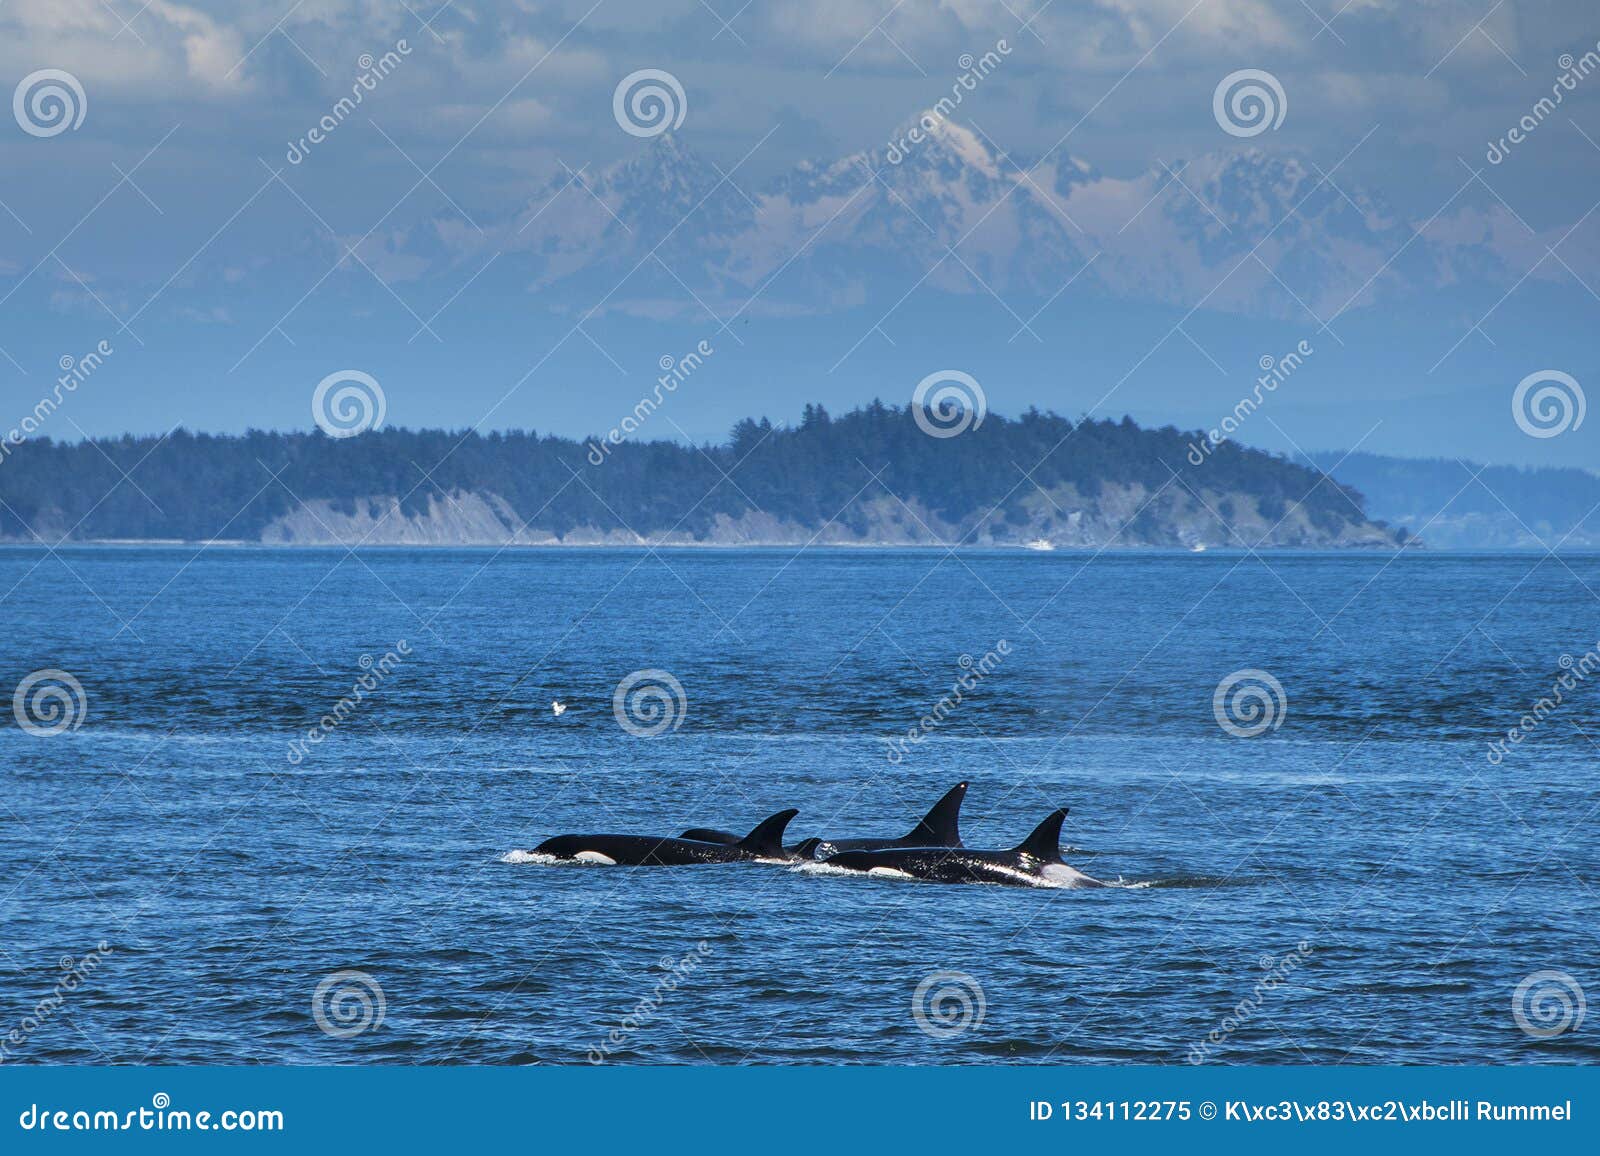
(533, 809), (799, 866)
(679, 782), (968, 861)
(823, 808), (1104, 888)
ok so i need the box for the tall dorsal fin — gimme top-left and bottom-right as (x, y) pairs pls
(905, 782), (967, 846)
(736, 809), (799, 856)
(1012, 808), (1068, 862)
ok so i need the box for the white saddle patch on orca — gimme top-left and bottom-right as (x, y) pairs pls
(866, 866), (917, 880)
(1037, 863), (1106, 888)
(573, 850), (618, 865)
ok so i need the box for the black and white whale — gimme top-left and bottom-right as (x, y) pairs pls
(823, 808), (1104, 888)
(533, 809), (799, 866)
(680, 782), (968, 861)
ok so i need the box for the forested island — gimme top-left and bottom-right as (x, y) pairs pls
(0, 403), (1406, 548)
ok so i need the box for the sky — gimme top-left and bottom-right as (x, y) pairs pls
(1, 0), (1598, 466)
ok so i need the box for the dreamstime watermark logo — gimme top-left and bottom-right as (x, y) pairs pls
(587, 941), (712, 1063)
(586, 339), (714, 466)
(613, 69), (686, 137)
(0, 942), (111, 1063)
(16, 1093), (283, 1132)
(911, 970), (986, 1039)
(1212, 69), (1286, 138)
(12, 669), (87, 736)
(286, 40), (412, 164)
(882, 641), (1010, 763)
(13, 69), (86, 137)
(884, 40), (1012, 164)
(912, 370), (986, 438)
(1512, 970), (1585, 1040)
(1487, 44), (1600, 164)
(1187, 340), (1313, 465)
(1, 339), (114, 468)
(1188, 942), (1313, 1063)
(312, 369), (386, 438)
(311, 970), (386, 1039)
(1487, 639), (1600, 764)
(1212, 668), (1286, 737)
(287, 641), (410, 764)
(612, 668), (687, 737)
(1511, 370), (1584, 439)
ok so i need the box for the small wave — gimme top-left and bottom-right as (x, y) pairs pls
(788, 860), (867, 879)
(1102, 877), (1153, 889)
(1129, 873), (1248, 889)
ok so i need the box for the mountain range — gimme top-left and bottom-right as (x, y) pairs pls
(398, 119), (1568, 325)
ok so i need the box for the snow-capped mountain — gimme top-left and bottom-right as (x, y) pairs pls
(420, 117), (1565, 322)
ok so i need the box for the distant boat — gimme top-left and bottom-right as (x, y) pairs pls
(1190, 543), (1207, 553)
(1024, 538), (1055, 552)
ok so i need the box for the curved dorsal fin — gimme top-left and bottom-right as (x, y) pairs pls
(736, 809), (799, 856)
(904, 782), (967, 846)
(1012, 808), (1068, 862)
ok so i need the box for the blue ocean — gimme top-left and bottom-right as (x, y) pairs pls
(2, 547), (1595, 1065)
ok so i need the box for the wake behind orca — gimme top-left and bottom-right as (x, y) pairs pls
(679, 782), (967, 861)
(532, 809), (798, 866)
(823, 808), (1105, 888)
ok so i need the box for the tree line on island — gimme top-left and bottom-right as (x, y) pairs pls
(0, 402), (1383, 543)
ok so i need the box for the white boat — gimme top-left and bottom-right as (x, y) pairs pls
(1024, 538), (1055, 551)
(1190, 542), (1207, 552)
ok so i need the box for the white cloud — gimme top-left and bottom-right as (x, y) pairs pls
(0, 0), (250, 96)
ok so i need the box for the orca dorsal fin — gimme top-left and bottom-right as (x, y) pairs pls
(1012, 808), (1068, 862)
(736, 809), (799, 856)
(905, 782), (967, 846)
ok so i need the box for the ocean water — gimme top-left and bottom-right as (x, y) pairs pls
(1, 546), (1595, 1065)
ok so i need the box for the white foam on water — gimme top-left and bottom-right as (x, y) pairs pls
(788, 860), (867, 879)
(500, 850), (561, 865)
(499, 850), (612, 867)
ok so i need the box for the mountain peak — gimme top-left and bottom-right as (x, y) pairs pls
(918, 118), (1000, 175)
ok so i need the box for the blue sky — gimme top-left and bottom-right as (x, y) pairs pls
(2, 1), (1598, 466)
